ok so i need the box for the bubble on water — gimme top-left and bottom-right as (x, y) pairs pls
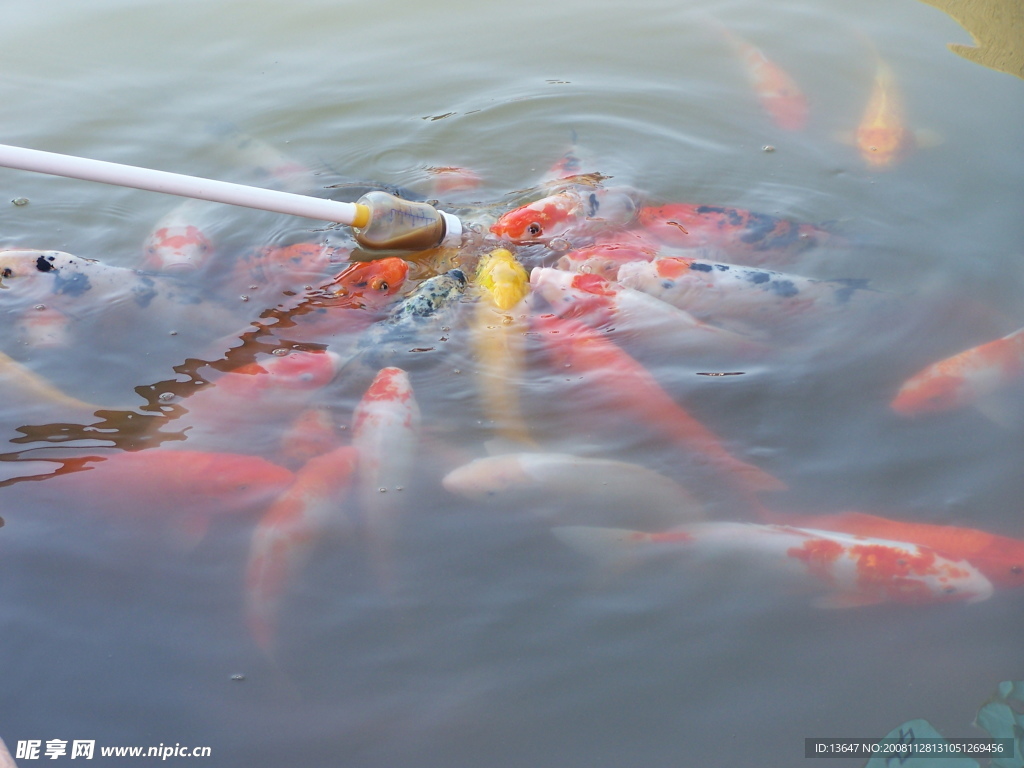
(548, 238), (571, 252)
(230, 674), (246, 682)
(11, 197), (29, 206)
(762, 145), (776, 153)
(158, 392), (175, 402)
(271, 348), (289, 356)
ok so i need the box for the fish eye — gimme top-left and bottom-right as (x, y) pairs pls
(2, 268), (13, 278)
(370, 277), (389, 291)
(527, 222), (542, 237)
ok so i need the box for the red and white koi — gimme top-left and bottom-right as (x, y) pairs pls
(490, 186), (641, 246)
(352, 367), (421, 584)
(760, 510), (1024, 591)
(891, 326), (1024, 417)
(553, 522), (994, 607)
(143, 199), (216, 273)
(853, 57), (916, 169)
(530, 312), (785, 495)
(636, 203), (834, 265)
(245, 445), (359, 651)
(616, 256), (869, 335)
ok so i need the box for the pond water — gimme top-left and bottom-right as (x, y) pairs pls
(1, 0), (1021, 766)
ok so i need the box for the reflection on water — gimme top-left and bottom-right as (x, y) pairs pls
(917, 0), (1024, 79)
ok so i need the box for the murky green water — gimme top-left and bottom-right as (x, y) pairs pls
(1, 0), (1021, 766)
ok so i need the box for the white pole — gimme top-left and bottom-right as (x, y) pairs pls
(0, 142), (368, 226)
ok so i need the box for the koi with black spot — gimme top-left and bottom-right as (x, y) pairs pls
(636, 203), (836, 265)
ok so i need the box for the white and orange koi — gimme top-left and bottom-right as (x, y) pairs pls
(279, 406), (339, 469)
(891, 326), (1024, 417)
(471, 248), (535, 448)
(352, 367), (421, 585)
(554, 231), (661, 279)
(0, 348), (98, 415)
(15, 302), (73, 349)
(425, 165), (483, 197)
(616, 256), (870, 336)
(245, 445), (359, 652)
(553, 522), (994, 607)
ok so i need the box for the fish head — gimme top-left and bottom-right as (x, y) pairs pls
(245, 349), (341, 391)
(143, 225), (214, 273)
(977, 540), (1024, 590)
(856, 126), (911, 168)
(426, 166), (483, 196)
(475, 248), (529, 310)
(555, 235), (660, 278)
(490, 191), (582, 244)
(322, 257), (409, 308)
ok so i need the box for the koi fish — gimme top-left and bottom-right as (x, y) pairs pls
(530, 312), (785, 494)
(471, 248), (535, 448)
(890, 326), (1024, 417)
(242, 257), (410, 347)
(210, 123), (317, 193)
(342, 269), (468, 380)
(278, 407), (339, 469)
(490, 186), (641, 246)
(15, 303), (73, 349)
(616, 256), (870, 335)
(442, 452), (703, 528)
(143, 199), (216, 273)
(228, 242), (349, 299)
(636, 204), (834, 265)
(553, 522), (994, 607)
(352, 367), (421, 587)
(554, 231), (661, 279)
(0, 347), (99, 414)
(43, 449), (294, 529)
(852, 57), (917, 169)
(719, 25), (808, 131)
(425, 166), (483, 196)
(245, 445), (359, 651)
(761, 510), (1024, 590)
(169, 349), (340, 453)
(0, 249), (229, 330)
(529, 267), (760, 361)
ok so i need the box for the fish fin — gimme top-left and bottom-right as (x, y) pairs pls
(812, 593), (886, 609)
(914, 128), (943, 148)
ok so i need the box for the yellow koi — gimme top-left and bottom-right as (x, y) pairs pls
(470, 248), (536, 449)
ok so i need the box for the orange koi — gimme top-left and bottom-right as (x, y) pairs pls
(891, 326), (1024, 416)
(245, 445), (358, 651)
(637, 203), (833, 265)
(490, 187), (640, 246)
(279, 407), (339, 469)
(853, 58), (918, 169)
(763, 510), (1024, 590)
(720, 26), (808, 131)
(49, 449), (294, 521)
(529, 312), (784, 494)
(553, 522), (994, 607)
(228, 242), (350, 298)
